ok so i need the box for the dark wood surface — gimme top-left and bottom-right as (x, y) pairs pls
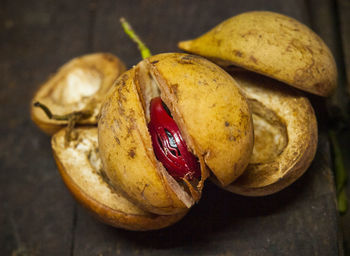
(1, 0), (348, 255)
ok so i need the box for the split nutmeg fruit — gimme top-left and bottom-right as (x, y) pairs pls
(98, 53), (254, 215)
(179, 11), (336, 195)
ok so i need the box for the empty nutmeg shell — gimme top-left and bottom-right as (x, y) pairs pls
(52, 127), (186, 231)
(220, 71), (318, 196)
(98, 53), (254, 215)
(178, 11), (337, 97)
(31, 53), (126, 134)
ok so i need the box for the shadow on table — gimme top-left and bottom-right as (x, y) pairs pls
(107, 169), (312, 250)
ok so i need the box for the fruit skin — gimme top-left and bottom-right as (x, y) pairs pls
(98, 53), (253, 215)
(222, 71), (318, 196)
(149, 54), (253, 186)
(31, 53), (126, 134)
(99, 68), (190, 216)
(178, 11), (337, 97)
(52, 127), (186, 231)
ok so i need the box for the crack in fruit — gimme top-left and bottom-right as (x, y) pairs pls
(148, 97), (200, 180)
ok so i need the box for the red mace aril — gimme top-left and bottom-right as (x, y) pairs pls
(148, 97), (201, 180)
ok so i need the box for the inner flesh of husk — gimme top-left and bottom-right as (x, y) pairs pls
(51, 68), (101, 106)
(134, 59), (206, 200)
(249, 99), (288, 164)
(52, 127), (155, 216)
(37, 66), (103, 118)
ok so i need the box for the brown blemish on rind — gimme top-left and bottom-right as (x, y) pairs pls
(101, 54), (119, 64)
(120, 73), (129, 83)
(240, 29), (259, 39)
(114, 136), (120, 145)
(313, 82), (325, 92)
(128, 147), (136, 159)
(126, 121), (136, 138)
(227, 135), (237, 141)
(233, 50), (243, 58)
(170, 83), (179, 98)
(250, 56), (258, 64)
(140, 184), (149, 199)
(177, 54), (202, 65)
(293, 58), (315, 85)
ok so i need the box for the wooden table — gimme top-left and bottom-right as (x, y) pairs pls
(1, 0), (348, 255)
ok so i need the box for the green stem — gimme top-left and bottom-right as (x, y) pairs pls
(329, 130), (348, 214)
(338, 188), (348, 214)
(120, 17), (152, 59)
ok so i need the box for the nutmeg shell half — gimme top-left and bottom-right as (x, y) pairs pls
(178, 11), (337, 97)
(31, 53), (126, 134)
(52, 127), (186, 231)
(221, 71), (318, 196)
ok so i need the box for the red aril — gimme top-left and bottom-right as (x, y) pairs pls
(148, 97), (200, 180)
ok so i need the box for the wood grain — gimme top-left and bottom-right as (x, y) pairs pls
(0, 0), (91, 255)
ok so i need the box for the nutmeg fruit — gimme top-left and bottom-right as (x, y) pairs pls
(98, 53), (254, 215)
(31, 53), (126, 134)
(178, 11), (337, 97)
(52, 127), (186, 231)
